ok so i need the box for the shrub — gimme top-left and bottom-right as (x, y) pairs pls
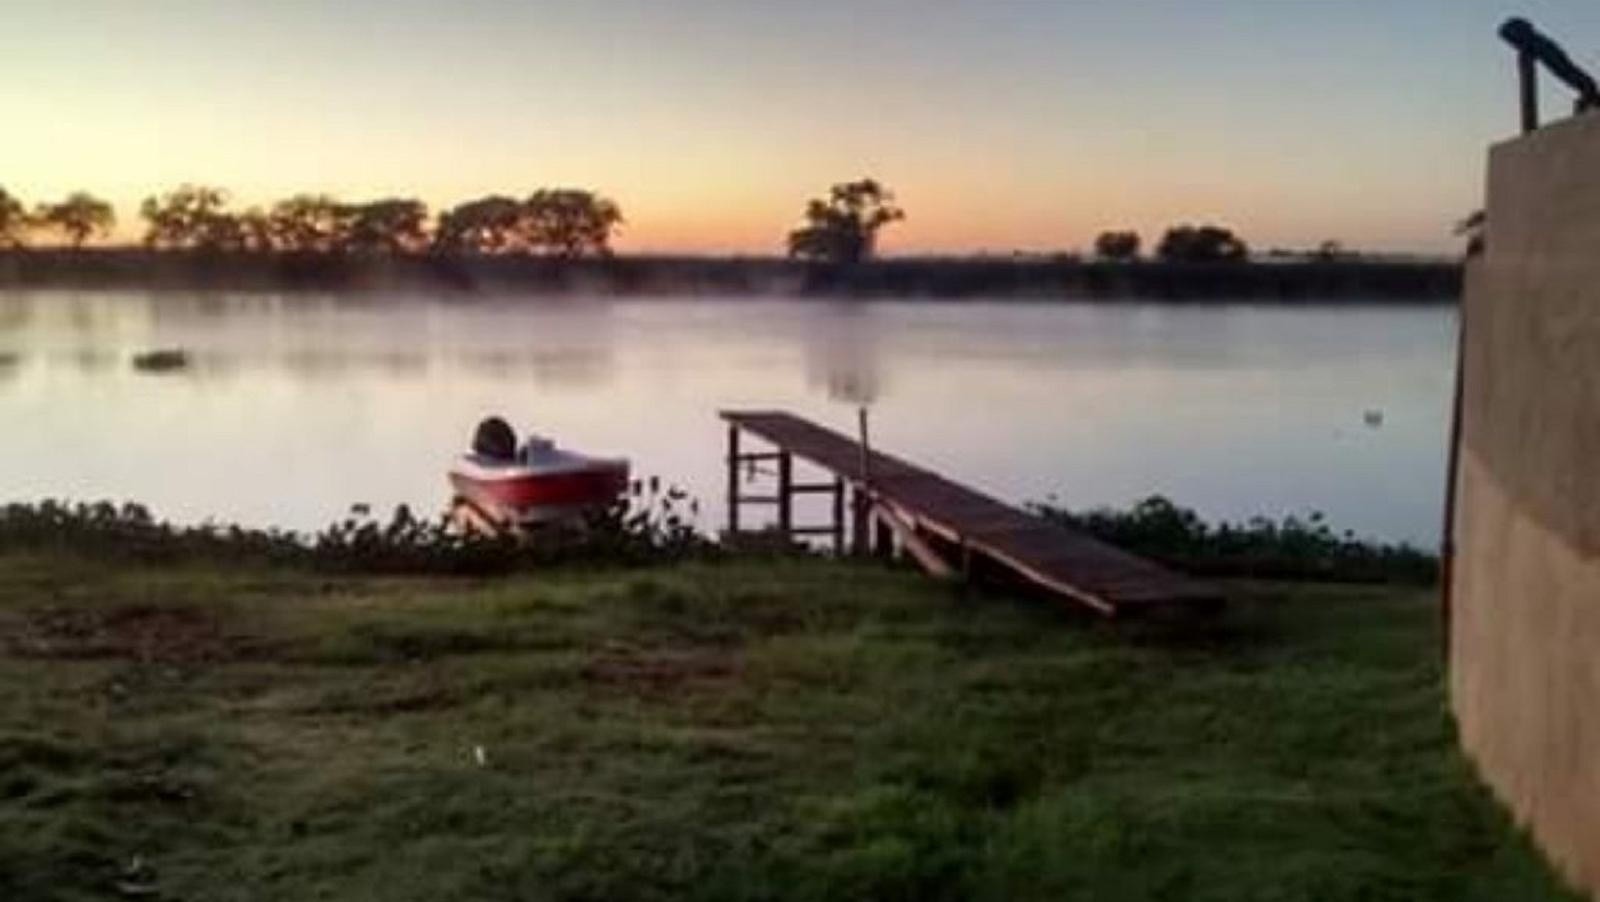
(0, 479), (711, 575)
(1032, 495), (1437, 584)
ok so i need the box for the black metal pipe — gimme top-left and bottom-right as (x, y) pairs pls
(1499, 17), (1600, 132)
(1517, 50), (1540, 134)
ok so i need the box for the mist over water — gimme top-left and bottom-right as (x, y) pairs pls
(0, 291), (1454, 545)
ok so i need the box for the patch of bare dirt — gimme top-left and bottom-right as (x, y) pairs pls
(5, 604), (251, 665)
(581, 640), (743, 694)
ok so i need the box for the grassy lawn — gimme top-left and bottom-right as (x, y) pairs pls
(0, 551), (1577, 901)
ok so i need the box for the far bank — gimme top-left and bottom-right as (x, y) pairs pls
(0, 249), (1460, 301)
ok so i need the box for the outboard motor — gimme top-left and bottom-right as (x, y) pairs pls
(472, 416), (517, 461)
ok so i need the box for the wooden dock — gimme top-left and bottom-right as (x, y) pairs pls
(722, 410), (1222, 618)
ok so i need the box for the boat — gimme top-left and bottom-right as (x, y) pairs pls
(448, 417), (630, 530)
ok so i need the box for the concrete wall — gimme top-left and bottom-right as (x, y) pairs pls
(1451, 111), (1600, 895)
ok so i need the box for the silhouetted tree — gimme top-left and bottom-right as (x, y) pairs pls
(342, 199), (429, 254)
(1312, 239), (1348, 262)
(1094, 230), (1141, 261)
(787, 179), (904, 264)
(140, 185), (244, 250)
(1156, 224), (1249, 263)
(269, 194), (350, 253)
(522, 190), (622, 258)
(0, 188), (28, 248)
(433, 195), (526, 254)
(34, 192), (115, 249)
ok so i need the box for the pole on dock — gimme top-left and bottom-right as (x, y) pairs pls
(852, 407), (873, 555)
(856, 407), (872, 485)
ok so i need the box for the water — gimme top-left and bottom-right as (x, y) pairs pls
(0, 291), (1455, 546)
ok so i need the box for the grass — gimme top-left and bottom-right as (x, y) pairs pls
(0, 551), (1577, 901)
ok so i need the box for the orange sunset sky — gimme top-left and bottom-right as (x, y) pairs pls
(7, 0), (1600, 255)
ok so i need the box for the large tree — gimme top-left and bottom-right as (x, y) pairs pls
(34, 192), (115, 249)
(341, 199), (429, 254)
(140, 185), (243, 250)
(787, 179), (904, 264)
(522, 189), (622, 258)
(0, 187), (28, 248)
(1155, 224), (1249, 263)
(433, 195), (526, 254)
(1094, 230), (1141, 261)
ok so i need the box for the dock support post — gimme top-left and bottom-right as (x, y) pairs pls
(776, 452), (793, 539)
(852, 406), (873, 556)
(832, 477), (845, 555)
(874, 510), (894, 559)
(726, 425), (741, 537)
(851, 488), (870, 556)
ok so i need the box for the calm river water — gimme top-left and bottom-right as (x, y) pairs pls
(0, 291), (1455, 545)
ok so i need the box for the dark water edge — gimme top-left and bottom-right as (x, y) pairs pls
(0, 249), (1460, 301)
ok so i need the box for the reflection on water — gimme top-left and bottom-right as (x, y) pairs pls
(804, 302), (883, 405)
(0, 290), (1455, 544)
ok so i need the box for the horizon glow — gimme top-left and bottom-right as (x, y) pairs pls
(6, 0), (1600, 255)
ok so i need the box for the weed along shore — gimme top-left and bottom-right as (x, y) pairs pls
(0, 502), (1578, 900)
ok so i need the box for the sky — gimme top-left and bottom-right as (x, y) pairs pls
(5, 0), (1600, 255)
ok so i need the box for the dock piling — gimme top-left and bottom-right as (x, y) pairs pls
(776, 452), (793, 537)
(832, 477), (846, 554)
(725, 425), (741, 536)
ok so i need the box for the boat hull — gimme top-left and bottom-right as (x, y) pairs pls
(449, 459), (629, 526)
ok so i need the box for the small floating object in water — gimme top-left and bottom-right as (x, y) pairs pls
(448, 415), (630, 533)
(1362, 408), (1384, 428)
(131, 349), (190, 373)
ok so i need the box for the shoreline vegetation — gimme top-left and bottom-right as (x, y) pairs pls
(0, 182), (1461, 299)
(0, 495), (1437, 585)
(1034, 496), (1439, 584)
(0, 248), (1459, 300)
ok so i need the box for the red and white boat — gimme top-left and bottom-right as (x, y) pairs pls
(449, 418), (629, 529)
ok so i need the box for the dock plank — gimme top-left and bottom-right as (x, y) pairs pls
(722, 410), (1221, 616)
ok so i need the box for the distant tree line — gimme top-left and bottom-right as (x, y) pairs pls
(1091, 225), (1253, 263)
(0, 188), (115, 250)
(776, 181), (1275, 266)
(0, 179), (1460, 266)
(0, 185), (623, 257)
(1086, 227), (1412, 264)
(1, 177), (909, 264)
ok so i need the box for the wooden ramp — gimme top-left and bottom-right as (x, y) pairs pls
(722, 410), (1221, 618)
